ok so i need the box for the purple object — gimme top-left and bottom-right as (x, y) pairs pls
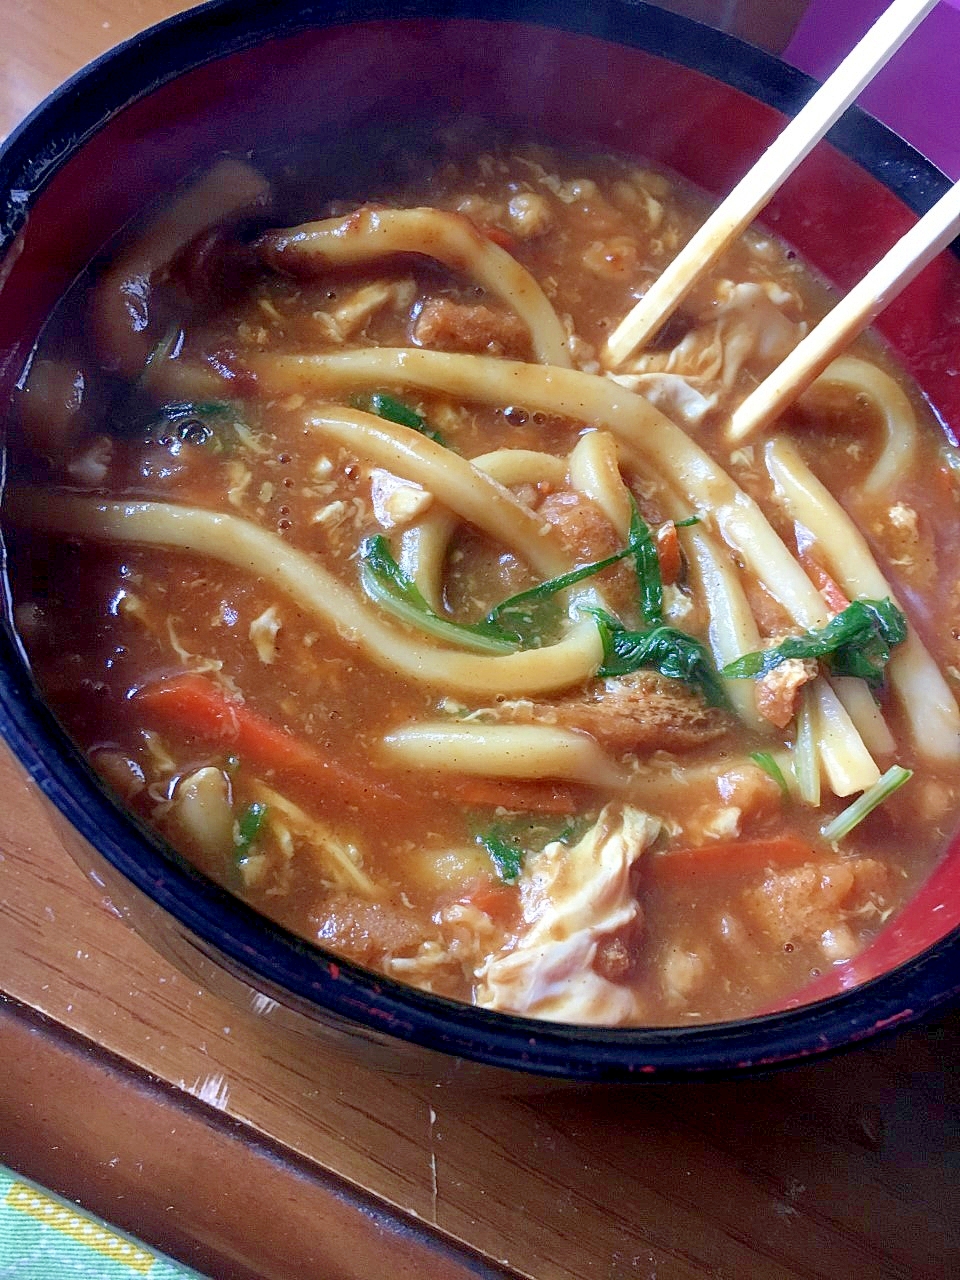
(785, 0), (960, 178)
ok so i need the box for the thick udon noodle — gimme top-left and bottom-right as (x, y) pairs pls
(7, 128), (960, 1025)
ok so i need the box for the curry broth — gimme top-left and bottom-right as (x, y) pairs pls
(7, 126), (960, 1025)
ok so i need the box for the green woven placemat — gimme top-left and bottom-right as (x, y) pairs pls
(0, 1165), (208, 1278)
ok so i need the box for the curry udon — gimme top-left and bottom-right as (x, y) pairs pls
(6, 126), (960, 1025)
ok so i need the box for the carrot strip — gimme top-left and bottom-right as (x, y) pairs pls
(445, 774), (593, 814)
(461, 879), (519, 922)
(648, 834), (822, 882)
(656, 520), (683, 587)
(135, 673), (407, 811)
(483, 226), (519, 254)
(797, 548), (850, 614)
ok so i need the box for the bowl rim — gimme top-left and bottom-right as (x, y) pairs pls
(1, 0), (959, 1081)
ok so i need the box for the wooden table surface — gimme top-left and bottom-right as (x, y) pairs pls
(1, 4), (959, 1278)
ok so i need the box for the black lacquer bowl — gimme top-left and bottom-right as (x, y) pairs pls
(1, 0), (959, 1081)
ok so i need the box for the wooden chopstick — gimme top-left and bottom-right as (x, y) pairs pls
(603, 0), (939, 371)
(727, 177), (960, 442)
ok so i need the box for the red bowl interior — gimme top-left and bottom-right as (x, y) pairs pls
(1, 15), (958, 1015)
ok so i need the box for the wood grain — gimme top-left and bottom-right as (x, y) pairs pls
(1, 4), (959, 1278)
(0, 0), (191, 140)
(0, 995), (510, 1280)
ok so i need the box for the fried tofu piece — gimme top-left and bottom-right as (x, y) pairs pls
(536, 489), (621, 561)
(311, 893), (423, 966)
(742, 857), (892, 959)
(553, 674), (728, 753)
(489, 671), (729, 756)
(413, 297), (529, 357)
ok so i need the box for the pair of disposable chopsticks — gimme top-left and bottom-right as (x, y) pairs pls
(603, 0), (959, 442)
(729, 172), (960, 442)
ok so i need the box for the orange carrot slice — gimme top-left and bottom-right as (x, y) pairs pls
(798, 548), (850, 614)
(483, 225), (519, 254)
(462, 879), (520, 922)
(135, 673), (407, 812)
(656, 520), (683, 587)
(648, 834), (821, 882)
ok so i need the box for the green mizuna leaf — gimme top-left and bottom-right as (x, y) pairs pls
(722, 598), (908, 690)
(484, 500), (680, 644)
(820, 765), (913, 842)
(627, 499), (662, 625)
(473, 814), (591, 883)
(356, 391), (447, 446)
(485, 545), (636, 646)
(234, 801), (267, 864)
(589, 608), (728, 707)
(750, 750), (791, 801)
(475, 829), (525, 882)
(361, 505), (708, 675)
(359, 535), (518, 654)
